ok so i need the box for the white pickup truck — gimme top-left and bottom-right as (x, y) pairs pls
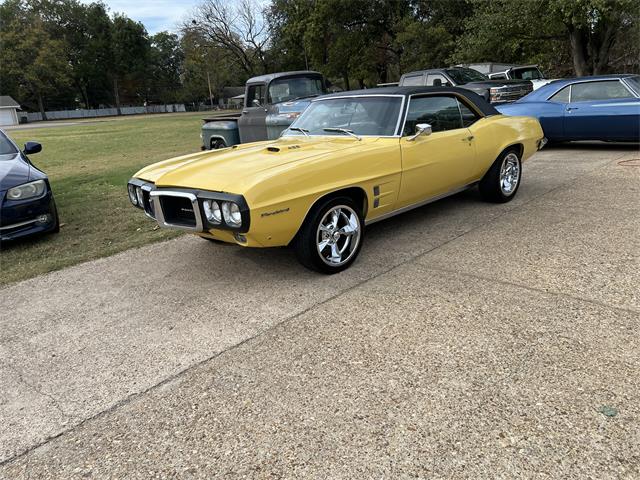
(461, 63), (554, 90)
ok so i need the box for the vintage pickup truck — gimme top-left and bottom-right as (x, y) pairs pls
(201, 71), (327, 150)
(397, 67), (533, 104)
(462, 63), (553, 90)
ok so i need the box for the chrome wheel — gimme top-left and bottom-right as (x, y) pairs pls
(316, 205), (361, 266)
(499, 152), (520, 196)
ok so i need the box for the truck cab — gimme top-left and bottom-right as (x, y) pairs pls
(202, 71), (327, 150)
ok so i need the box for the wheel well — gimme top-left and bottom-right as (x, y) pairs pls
(315, 187), (368, 218)
(504, 143), (523, 158)
(291, 187), (368, 246)
(209, 136), (227, 149)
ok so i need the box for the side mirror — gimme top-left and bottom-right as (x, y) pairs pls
(407, 123), (432, 141)
(252, 99), (262, 107)
(24, 141), (42, 155)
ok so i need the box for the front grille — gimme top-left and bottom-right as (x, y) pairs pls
(493, 84), (533, 101)
(159, 196), (197, 227)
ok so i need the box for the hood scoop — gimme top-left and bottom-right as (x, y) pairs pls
(265, 144), (302, 153)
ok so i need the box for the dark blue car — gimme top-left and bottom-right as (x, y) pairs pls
(0, 129), (59, 241)
(496, 75), (640, 142)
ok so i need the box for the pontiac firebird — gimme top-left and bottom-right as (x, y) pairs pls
(128, 86), (544, 273)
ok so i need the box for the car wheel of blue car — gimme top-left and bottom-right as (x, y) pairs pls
(479, 148), (522, 203)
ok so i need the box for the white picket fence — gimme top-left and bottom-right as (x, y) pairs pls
(24, 104), (186, 122)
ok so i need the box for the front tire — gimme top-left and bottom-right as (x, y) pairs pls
(210, 138), (226, 150)
(293, 196), (364, 274)
(479, 149), (522, 203)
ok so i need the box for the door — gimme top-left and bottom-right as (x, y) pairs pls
(397, 94), (477, 208)
(0, 109), (16, 126)
(564, 80), (640, 141)
(238, 83), (268, 143)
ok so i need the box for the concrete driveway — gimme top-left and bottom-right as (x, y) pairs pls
(1, 144), (639, 478)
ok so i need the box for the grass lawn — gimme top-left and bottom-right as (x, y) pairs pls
(0, 112), (211, 287)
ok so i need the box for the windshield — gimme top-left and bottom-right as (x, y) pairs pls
(511, 67), (544, 80)
(445, 68), (488, 84)
(285, 96), (403, 137)
(268, 76), (326, 104)
(0, 131), (18, 156)
(626, 76), (640, 95)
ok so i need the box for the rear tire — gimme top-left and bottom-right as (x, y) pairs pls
(293, 196), (364, 274)
(479, 148), (522, 203)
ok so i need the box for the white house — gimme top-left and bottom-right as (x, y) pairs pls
(0, 96), (20, 126)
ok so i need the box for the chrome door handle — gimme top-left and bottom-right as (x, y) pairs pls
(566, 107), (578, 111)
(462, 136), (474, 142)
(242, 110), (249, 114)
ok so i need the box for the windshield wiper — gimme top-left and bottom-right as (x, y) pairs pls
(291, 94), (320, 101)
(289, 127), (310, 137)
(323, 127), (361, 140)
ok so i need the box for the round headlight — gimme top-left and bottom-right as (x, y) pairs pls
(135, 187), (144, 207)
(222, 202), (242, 227)
(203, 200), (222, 224)
(128, 184), (138, 206)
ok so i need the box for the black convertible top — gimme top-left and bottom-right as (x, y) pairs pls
(317, 86), (499, 117)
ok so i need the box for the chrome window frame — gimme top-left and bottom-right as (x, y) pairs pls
(621, 76), (640, 97)
(281, 94), (407, 138)
(546, 78), (638, 103)
(399, 92), (484, 138)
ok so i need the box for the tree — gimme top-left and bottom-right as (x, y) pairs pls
(180, 28), (245, 106)
(111, 14), (150, 113)
(453, 0), (639, 77)
(0, 3), (72, 119)
(149, 32), (184, 104)
(186, 0), (271, 76)
(549, 0), (639, 75)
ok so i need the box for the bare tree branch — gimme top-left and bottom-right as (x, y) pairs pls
(183, 0), (270, 76)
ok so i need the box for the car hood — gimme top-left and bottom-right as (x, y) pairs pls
(465, 79), (532, 88)
(135, 136), (368, 193)
(0, 153), (30, 191)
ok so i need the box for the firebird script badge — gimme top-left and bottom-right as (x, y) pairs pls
(261, 207), (290, 217)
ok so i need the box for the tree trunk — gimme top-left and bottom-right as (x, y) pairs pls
(37, 93), (47, 121)
(343, 72), (350, 91)
(113, 77), (122, 115)
(593, 24), (617, 75)
(81, 84), (90, 109)
(567, 25), (590, 76)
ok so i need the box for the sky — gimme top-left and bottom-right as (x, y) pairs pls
(80, 0), (201, 34)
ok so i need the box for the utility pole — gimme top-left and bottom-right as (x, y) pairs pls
(207, 71), (214, 109)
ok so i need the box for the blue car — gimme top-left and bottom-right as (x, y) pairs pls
(0, 129), (59, 241)
(496, 75), (640, 142)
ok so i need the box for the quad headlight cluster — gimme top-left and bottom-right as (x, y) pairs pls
(128, 179), (248, 232)
(202, 199), (242, 227)
(7, 179), (47, 201)
(127, 183), (155, 217)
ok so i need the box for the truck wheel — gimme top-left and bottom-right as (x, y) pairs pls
(293, 196), (364, 274)
(479, 148), (522, 203)
(210, 138), (226, 150)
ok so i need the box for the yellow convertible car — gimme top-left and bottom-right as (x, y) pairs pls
(128, 86), (544, 273)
